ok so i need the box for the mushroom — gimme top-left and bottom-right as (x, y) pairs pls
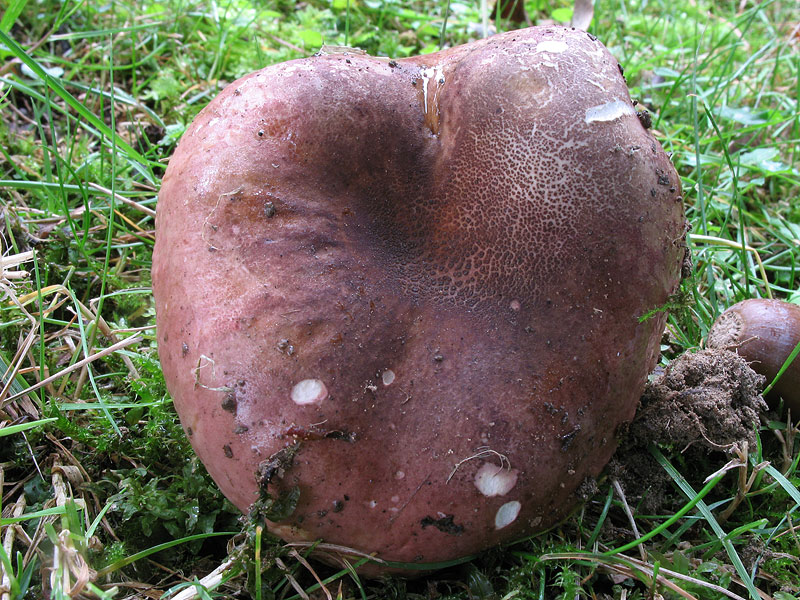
(707, 298), (800, 414)
(152, 26), (686, 573)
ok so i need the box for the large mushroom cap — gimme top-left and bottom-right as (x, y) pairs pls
(152, 26), (685, 573)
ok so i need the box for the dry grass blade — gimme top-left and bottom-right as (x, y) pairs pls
(773, 415), (799, 473)
(541, 552), (750, 600)
(0, 270), (41, 416)
(2, 335), (142, 405)
(612, 478), (647, 562)
(1, 493), (27, 600)
(88, 184), (157, 219)
(49, 465), (95, 597)
(289, 548), (333, 600)
(716, 443), (769, 523)
(275, 556), (309, 599)
(169, 556), (237, 600)
(285, 542), (386, 564)
(0, 251), (34, 280)
(75, 297), (141, 385)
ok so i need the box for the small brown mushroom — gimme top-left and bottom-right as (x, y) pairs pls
(708, 298), (800, 414)
(152, 26), (685, 574)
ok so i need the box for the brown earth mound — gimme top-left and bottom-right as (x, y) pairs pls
(609, 348), (768, 511)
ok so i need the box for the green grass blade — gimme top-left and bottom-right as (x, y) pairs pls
(0, 29), (156, 179)
(763, 464), (800, 506)
(0, 417), (57, 438)
(651, 445), (763, 600)
(0, 0), (29, 33)
(95, 532), (236, 577)
(1, 505), (68, 526)
(603, 465), (726, 556)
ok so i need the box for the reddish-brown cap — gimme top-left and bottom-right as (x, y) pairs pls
(152, 26), (685, 573)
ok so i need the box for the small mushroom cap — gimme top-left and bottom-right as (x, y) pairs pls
(152, 26), (685, 574)
(708, 298), (800, 412)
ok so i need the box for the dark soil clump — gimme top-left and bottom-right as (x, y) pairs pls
(609, 348), (768, 512)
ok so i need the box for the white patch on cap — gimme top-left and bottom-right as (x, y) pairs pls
(494, 501), (521, 529)
(536, 40), (568, 53)
(510, 299), (521, 311)
(395, 470), (405, 480)
(419, 65), (445, 114)
(474, 463), (519, 497)
(290, 379), (328, 405)
(381, 369), (396, 386)
(585, 99), (635, 124)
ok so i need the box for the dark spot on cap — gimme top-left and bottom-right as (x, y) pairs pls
(559, 424), (581, 452)
(420, 514), (464, 535)
(656, 169), (671, 186)
(221, 392), (237, 413)
(636, 110), (652, 130)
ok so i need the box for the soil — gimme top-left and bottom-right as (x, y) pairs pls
(608, 348), (768, 512)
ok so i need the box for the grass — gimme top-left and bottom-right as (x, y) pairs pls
(0, 0), (799, 598)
